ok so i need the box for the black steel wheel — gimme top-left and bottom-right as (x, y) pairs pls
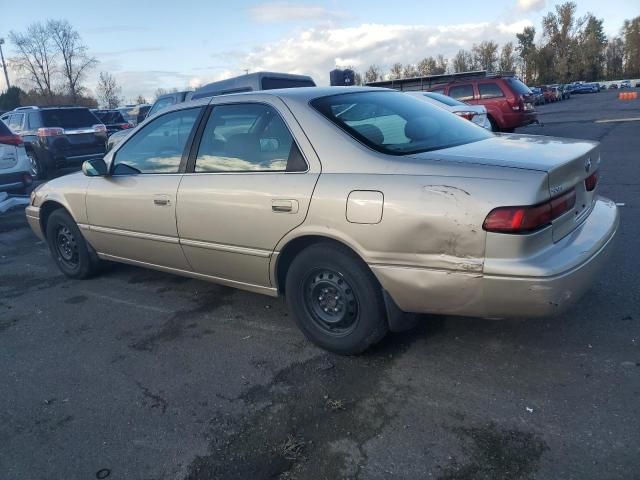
(285, 242), (388, 355)
(45, 209), (100, 279)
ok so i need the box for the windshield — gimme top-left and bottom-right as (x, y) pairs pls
(40, 108), (100, 129)
(311, 91), (492, 155)
(422, 92), (466, 107)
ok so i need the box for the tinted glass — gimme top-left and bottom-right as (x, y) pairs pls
(429, 88), (446, 95)
(113, 108), (200, 175)
(261, 77), (315, 90)
(448, 85), (474, 101)
(41, 109), (99, 129)
(8, 114), (24, 130)
(27, 113), (41, 129)
(311, 91), (492, 155)
(148, 97), (176, 117)
(195, 103), (305, 172)
(505, 77), (532, 95)
(94, 111), (127, 124)
(422, 92), (465, 107)
(479, 82), (505, 99)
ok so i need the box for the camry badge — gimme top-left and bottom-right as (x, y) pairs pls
(585, 157), (592, 173)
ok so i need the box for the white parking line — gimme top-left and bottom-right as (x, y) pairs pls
(595, 117), (640, 124)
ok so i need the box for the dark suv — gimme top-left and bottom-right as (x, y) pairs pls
(0, 106), (107, 179)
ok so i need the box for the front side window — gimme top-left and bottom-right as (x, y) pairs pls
(479, 82), (505, 99)
(194, 103), (306, 173)
(448, 85), (475, 101)
(311, 91), (492, 156)
(8, 114), (24, 131)
(112, 108), (200, 175)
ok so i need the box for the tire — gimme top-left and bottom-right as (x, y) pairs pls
(45, 209), (100, 279)
(285, 242), (388, 355)
(488, 117), (499, 132)
(26, 149), (47, 180)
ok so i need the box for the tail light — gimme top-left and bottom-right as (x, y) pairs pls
(483, 188), (576, 234)
(454, 111), (477, 121)
(121, 123), (132, 129)
(585, 171), (598, 192)
(38, 127), (64, 137)
(0, 133), (24, 146)
(510, 94), (525, 111)
(93, 124), (107, 134)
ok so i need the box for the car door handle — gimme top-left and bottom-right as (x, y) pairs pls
(153, 195), (171, 206)
(272, 199), (299, 214)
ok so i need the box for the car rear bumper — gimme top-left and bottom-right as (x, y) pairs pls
(372, 197), (619, 319)
(502, 111), (538, 129)
(25, 205), (45, 240)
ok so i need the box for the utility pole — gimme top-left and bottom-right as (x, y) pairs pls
(0, 38), (10, 90)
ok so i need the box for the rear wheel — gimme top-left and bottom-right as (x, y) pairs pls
(45, 209), (100, 279)
(285, 242), (388, 355)
(26, 150), (46, 180)
(488, 117), (499, 132)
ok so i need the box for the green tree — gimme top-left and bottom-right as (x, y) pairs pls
(499, 42), (516, 72)
(622, 16), (640, 77)
(541, 1), (584, 82)
(578, 15), (607, 81)
(605, 37), (625, 79)
(517, 26), (537, 83)
(0, 86), (24, 110)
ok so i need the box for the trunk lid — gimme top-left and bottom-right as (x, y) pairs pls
(410, 134), (601, 241)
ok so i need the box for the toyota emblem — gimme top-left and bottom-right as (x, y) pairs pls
(585, 157), (592, 173)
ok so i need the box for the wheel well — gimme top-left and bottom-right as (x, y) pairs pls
(39, 201), (66, 239)
(276, 235), (364, 294)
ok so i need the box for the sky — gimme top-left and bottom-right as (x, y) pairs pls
(0, 0), (636, 102)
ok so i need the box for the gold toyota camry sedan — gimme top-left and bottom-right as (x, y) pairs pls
(26, 87), (619, 354)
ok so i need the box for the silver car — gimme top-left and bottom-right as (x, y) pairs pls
(26, 87), (619, 354)
(0, 118), (34, 193)
(407, 91), (491, 129)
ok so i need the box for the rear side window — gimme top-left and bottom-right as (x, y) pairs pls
(429, 88), (446, 95)
(311, 91), (492, 156)
(40, 109), (99, 129)
(195, 103), (306, 173)
(479, 83), (505, 99)
(505, 77), (532, 95)
(422, 92), (465, 107)
(448, 85), (474, 101)
(27, 113), (41, 129)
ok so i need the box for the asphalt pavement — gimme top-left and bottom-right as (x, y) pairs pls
(1, 89), (639, 480)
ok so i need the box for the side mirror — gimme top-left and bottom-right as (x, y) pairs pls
(82, 158), (108, 177)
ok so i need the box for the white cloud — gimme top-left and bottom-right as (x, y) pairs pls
(517, 0), (545, 12)
(234, 21), (533, 85)
(249, 2), (349, 23)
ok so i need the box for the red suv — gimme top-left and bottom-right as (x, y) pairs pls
(429, 76), (537, 132)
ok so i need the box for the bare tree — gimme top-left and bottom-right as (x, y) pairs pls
(499, 42), (516, 72)
(96, 71), (121, 108)
(364, 65), (381, 83)
(48, 20), (97, 101)
(435, 54), (448, 74)
(473, 41), (499, 71)
(402, 64), (418, 78)
(9, 22), (57, 96)
(135, 95), (147, 104)
(452, 49), (474, 73)
(389, 63), (403, 79)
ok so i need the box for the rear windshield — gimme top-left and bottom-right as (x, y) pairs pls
(311, 91), (492, 156)
(41, 109), (100, 129)
(261, 77), (316, 90)
(422, 92), (465, 107)
(505, 77), (532, 95)
(94, 111), (126, 124)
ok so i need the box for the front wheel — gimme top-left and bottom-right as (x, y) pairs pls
(45, 209), (100, 279)
(285, 242), (388, 355)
